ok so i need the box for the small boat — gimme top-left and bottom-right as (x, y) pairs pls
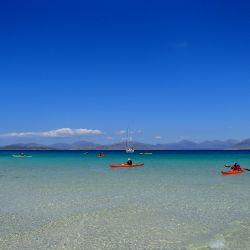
(110, 163), (144, 169)
(96, 153), (107, 157)
(139, 152), (153, 155)
(13, 153), (32, 158)
(126, 147), (135, 153)
(221, 169), (245, 176)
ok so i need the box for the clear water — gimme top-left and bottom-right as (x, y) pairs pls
(0, 150), (250, 250)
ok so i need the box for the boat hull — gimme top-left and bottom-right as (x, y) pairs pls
(12, 155), (32, 158)
(110, 163), (144, 169)
(126, 148), (134, 153)
(221, 169), (245, 175)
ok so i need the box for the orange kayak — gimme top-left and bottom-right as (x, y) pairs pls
(110, 163), (144, 169)
(221, 169), (245, 176)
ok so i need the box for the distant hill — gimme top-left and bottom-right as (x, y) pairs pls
(156, 139), (238, 150)
(48, 141), (100, 150)
(0, 141), (153, 150)
(95, 141), (156, 150)
(0, 143), (53, 150)
(196, 139), (238, 150)
(157, 140), (198, 150)
(49, 143), (72, 150)
(0, 139), (247, 150)
(232, 139), (250, 149)
(71, 140), (100, 149)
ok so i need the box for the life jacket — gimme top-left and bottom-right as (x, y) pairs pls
(232, 165), (241, 170)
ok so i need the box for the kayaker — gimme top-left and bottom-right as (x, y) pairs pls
(97, 152), (106, 157)
(231, 163), (241, 170)
(127, 158), (133, 165)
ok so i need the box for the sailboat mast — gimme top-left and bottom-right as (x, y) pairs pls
(126, 129), (129, 147)
(125, 128), (134, 153)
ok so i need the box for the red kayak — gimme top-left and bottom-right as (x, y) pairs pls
(221, 169), (245, 176)
(110, 163), (144, 169)
(97, 154), (107, 157)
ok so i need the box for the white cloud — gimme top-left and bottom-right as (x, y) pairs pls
(0, 128), (102, 138)
(117, 130), (126, 135)
(155, 136), (162, 139)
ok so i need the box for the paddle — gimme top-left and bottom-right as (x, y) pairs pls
(224, 164), (250, 171)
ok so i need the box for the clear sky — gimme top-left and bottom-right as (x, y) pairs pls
(0, 0), (250, 144)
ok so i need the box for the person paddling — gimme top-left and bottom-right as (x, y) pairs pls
(223, 163), (250, 175)
(231, 162), (242, 171)
(127, 158), (133, 165)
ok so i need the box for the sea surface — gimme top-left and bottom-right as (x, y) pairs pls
(0, 150), (250, 250)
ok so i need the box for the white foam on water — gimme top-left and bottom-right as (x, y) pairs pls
(208, 236), (227, 249)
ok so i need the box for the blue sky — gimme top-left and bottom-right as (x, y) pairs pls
(0, 0), (250, 144)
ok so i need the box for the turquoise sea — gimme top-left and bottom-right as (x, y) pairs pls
(0, 150), (250, 250)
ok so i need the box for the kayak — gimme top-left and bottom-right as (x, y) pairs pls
(12, 155), (32, 158)
(139, 152), (153, 155)
(110, 163), (144, 169)
(221, 169), (245, 176)
(97, 154), (107, 157)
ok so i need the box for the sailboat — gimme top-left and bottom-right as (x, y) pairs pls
(125, 129), (135, 153)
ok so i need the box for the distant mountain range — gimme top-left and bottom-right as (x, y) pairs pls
(1, 139), (250, 150)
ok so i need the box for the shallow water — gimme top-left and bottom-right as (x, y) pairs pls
(0, 150), (250, 249)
